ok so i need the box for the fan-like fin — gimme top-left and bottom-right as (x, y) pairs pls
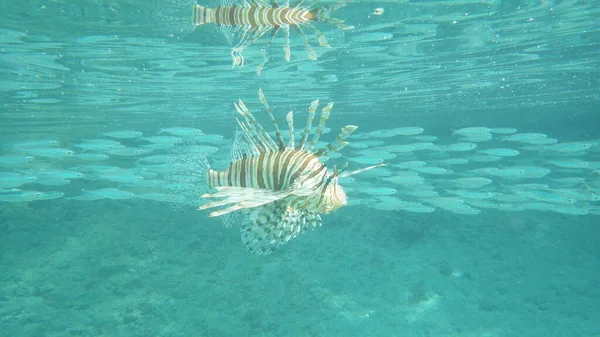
(292, 24), (317, 60)
(314, 125), (357, 157)
(235, 107), (266, 151)
(235, 118), (261, 154)
(283, 25), (291, 61)
(199, 186), (294, 216)
(239, 99), (274, 148)
(258, 88), (286, 150)
(231, 126), (258, 160)
(303, 22), (330, 47)
(298, 99), (319, 151)
(257, 27), (281, 75)
(306, 102), (333, 152)
(286, 111), (295, 149)
(235, 100), (278, 151)
(240, 201), (322, 255)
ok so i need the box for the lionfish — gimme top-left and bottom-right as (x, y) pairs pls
(155, 0), (353, 74)
(197, 89), (384, 254)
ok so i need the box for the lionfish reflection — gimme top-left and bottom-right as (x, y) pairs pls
(155, 0), (353, 74)
(197, 89), (384, 254)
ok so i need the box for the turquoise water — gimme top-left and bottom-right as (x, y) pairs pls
(1, 0), (599, 336)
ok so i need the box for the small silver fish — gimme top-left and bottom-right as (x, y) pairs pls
(102, 130), (143, 139)
(19, 147), (75, 158)
(479, 148), (520, 157)
(0, 155), (34, 166)
(107, 147), (153, 156)
(444, 143), (478, 152)
(82, 188), (135, 200)
(159, 127), (203, 137)
(74, 153), (110, 161)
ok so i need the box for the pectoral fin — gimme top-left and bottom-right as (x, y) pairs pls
(199, 186), (293, 216)
(241, 201), (322, 255)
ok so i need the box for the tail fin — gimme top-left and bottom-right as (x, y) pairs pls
(163, 139), (212, 208)
(150, 0), (203, 37)
(168, 141), (210, 180)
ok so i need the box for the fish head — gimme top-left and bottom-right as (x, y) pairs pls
(320, 176), (347, 214)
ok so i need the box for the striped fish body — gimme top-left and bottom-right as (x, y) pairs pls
(193, 4), (313, 28)
(197, 89), (383, 254)
(208, 149), (325, 191)
(207, 148), (346, 215)
(156, 0), (353, 73)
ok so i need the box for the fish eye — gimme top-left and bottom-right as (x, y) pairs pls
(196, 130), (202, 134)
(67, 151), (75, 155)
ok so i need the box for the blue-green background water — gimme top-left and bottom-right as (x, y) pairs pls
(1, 0), (599, 336)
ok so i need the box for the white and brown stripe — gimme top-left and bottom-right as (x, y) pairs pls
(193, 4), (312, 28)
(208, 148), (326, 191)
(179, 0), (352, 73)
(195, 90), (384, 254)
(203, 89), (357, 216)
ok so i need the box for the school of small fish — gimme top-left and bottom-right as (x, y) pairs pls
(2, 125), (599, 216)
